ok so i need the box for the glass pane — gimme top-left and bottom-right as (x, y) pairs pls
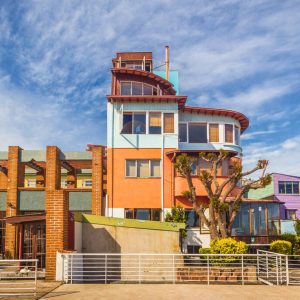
(163, 113), (174, 133)
(143, 84), (153, 95)
(126, 160), (136, 177)
(191, 160), (197, 175)
(150, 160), (160, 177)
(125, 209), (134, 219)
(232, 204), (250, 236)
(209, 124), (219, 142)
(133, 113), (146, 134)
(225, 124), (233, 143)
(286, 182), (293, 194)
(293, 182), (299, 194)
(189, 123), (207, 143)
(179, 123), (187, 142)
(137, 160), (149, 177)
(278, 181), (285, 194)
(152, 209), (161, 221)
(121, 113), (133, 134)
(132, 82), (143, 95)
(153, 87), (158, 95)
(149, 112), (161, 134)
(267, 204), (279, 235)
(121, 82), (131, 95)
(185, 210), (199, 227)
(235, 126), (240, 145)
(136, 209), (150, 220)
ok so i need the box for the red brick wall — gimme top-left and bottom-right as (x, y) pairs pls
(45, 146), (68, 280)
(92, 146), (103, 215)
(5, 146), (23, 257)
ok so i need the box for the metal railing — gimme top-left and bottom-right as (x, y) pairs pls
(0, 259), (38, 297)
(61, 253), (277, 285)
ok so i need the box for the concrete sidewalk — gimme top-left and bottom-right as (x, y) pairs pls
(41, 284), (300, 300)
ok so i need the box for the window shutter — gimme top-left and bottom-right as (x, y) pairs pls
(149, 112), (161, 126)
(209, 124), (219, 142)
(164, 113), (174, 133)
(225, 124), (233, 143)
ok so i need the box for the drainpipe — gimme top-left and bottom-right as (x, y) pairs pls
(161, 135), (165, 221)
(111, 101), (115, 217)
(165, 46), (169, 81)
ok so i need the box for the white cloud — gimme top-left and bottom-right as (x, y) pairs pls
(242, 135), (300, 177)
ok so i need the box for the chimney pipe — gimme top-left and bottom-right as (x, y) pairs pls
(165, 46), (169, 81)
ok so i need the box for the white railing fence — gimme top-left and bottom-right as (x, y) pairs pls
(61, 253), (275, 285)
(0, 259), (38, 297)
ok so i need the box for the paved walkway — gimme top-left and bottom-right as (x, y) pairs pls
(41, 284), (300, 300)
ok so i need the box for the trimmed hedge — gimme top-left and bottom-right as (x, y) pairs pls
(210, 238), (248, 254)
(199, 247), (211, 254)
(270, 240), (292, 255)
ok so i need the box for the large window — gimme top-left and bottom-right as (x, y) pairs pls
(121, 112), (174, 135)
(209, 124), (219, 142)
(225, 124), (233, 143)
(278, 181), (299, 194)
(120, 81), (158, 96)
(125, 208), (161, 221)
(189, 123), (207, 143)
(121, 112), (146, 134)
(149, 112), (161, 134)
(125, 160), (161, 178)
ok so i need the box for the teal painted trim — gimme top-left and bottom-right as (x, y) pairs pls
(123, 102), (178, 111)
(60, 151), (92, 160)
(18, 191), (45, 211)
(0, 192), (6, 211)
(0, 152), (8, 160)
(153, 71), (179, 95)
(69, 192), (92, 211)
(246, 179), (274, 199)
(74, 213), (185, 232)
(281, 220), (296, 234)
(179, 111), (240, 124)
(21, 150), (46, 162)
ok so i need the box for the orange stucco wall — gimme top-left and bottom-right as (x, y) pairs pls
(107, 148), (174, 209)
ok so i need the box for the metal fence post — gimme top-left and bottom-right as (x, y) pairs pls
(138, 255), (141, 284)
(207, 256), (210, 285)
(242, 256), (244, 285)
(172, 255), (175, 284)
(266, 254), (269, 279)
(286, 255), (289, 286)
(70, 255), (73, 284)
(34, 259), (38, 297)
(105, 255), (107, 284)
(257, 253), (260, 277)
(280, 256), (283, 284)
(276, 256), (279, 286)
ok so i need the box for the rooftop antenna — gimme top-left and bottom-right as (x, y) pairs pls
(165, 46), (169, 81)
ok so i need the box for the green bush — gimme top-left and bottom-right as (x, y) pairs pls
(294, 219), (300, 236)
(164, 206), (186, 223)
(270, 240), (292, 255)
(199, 247), (211, 254)
(293, 236), (300, 255)
(280, 233), (297, 246)
(210, 238), (248, 254)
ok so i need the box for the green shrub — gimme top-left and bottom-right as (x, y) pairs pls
(294, 219), (300, 236)
(270, 240), (292, 255)
(164, 206), (186, 223)
(199, 247), (211, 254)
(293, 236), (300, 255)
(210, 238), (248, 254)
(280, 233), (297, 246)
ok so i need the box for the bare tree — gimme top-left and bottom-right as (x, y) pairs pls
(174, 151), (271, 239)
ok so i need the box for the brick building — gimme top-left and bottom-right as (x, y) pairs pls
(0, 145), (106, 279)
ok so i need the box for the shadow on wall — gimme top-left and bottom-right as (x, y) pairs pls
(81, 224), (121, 283)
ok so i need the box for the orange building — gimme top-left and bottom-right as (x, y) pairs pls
(106, 49), (249, 248)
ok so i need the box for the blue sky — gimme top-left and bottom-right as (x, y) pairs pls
(0, 0), (300, 175)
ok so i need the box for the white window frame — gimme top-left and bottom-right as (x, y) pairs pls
(82, 179), (92, 187)
(125, 159), (161, 178)
(121, 111), (176, 135)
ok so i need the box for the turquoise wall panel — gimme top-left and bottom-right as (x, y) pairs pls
(153, 71), (179, 95)
(107, 101), (179, 149)
(179, 112), (240, 125)
(0, 192), (6, 211)
(18, 191), (45, 211)
(69, 191), (92, 211)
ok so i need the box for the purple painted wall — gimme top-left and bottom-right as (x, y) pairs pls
(273, 173), (300, 219)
